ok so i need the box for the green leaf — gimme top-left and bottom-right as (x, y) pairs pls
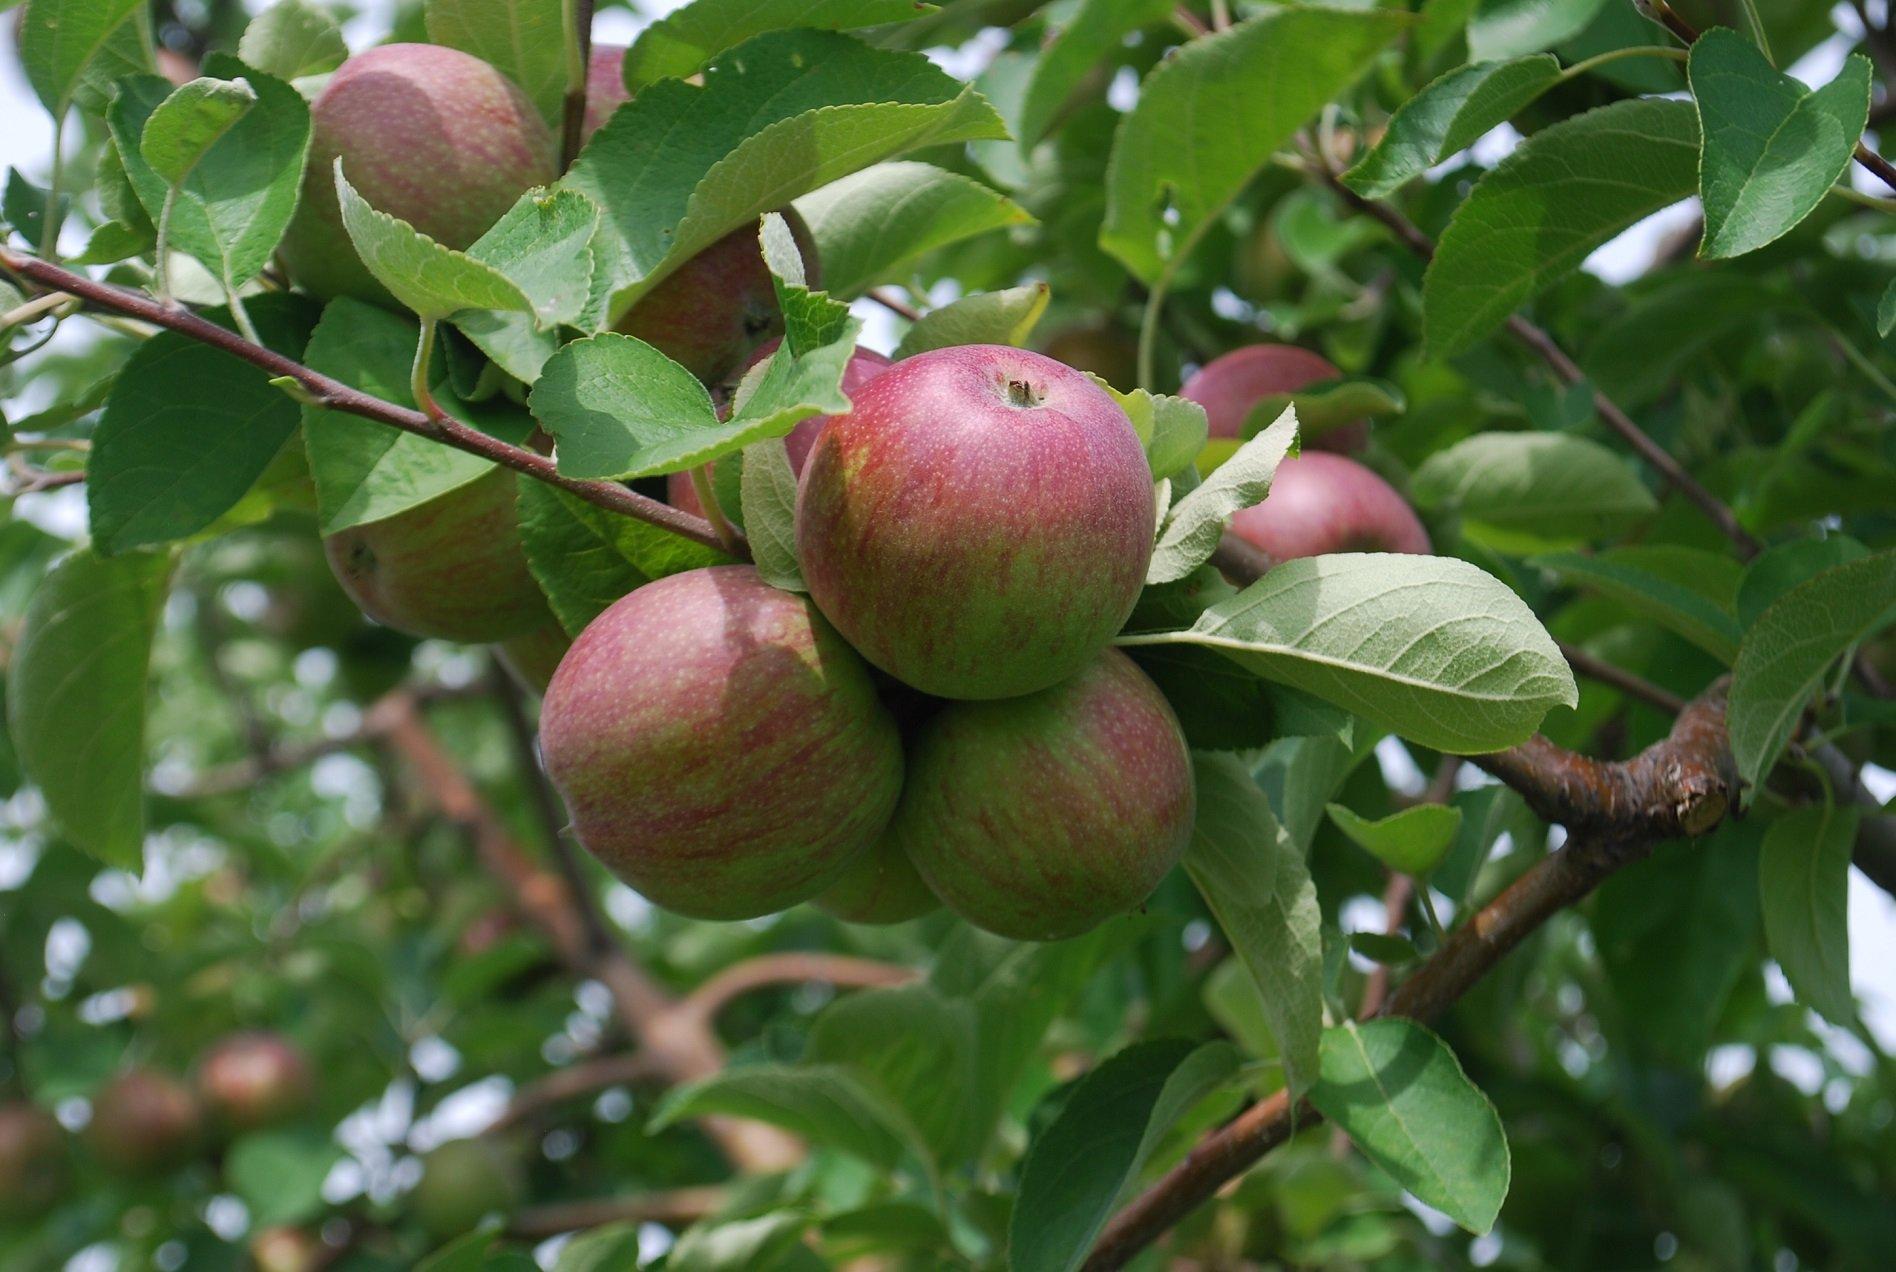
(1131, 555), (1577, 754)
(516, 480), (732, 636)
(739, 438), (804, 591)
(1728, 549), (1896, 794)
(892, 282), (1049, 358)
(1148, 407), (1298, 585)
(1880, 278), (1896, 338)
(792, 161), (1033, 299)
(108, 57), (312, 293)
(6, 549), (171, 867)
(1184, 754), (1324, 1095)
(1010, 1039), (1241, 1272)
(528, 334), (726, 479)
(1238, 377), (1406, 447)
(1017, 0), (1174, 147)
(1759, 804), (1858, 1027)
(1343, 56), (1562, 199)
(1410, 432), (1657, 546)
(1137, 392), (1211, 482)
(463, 188), (603, 330)
(1531, 546), (1744, 664)
(237, 0), (346, 81)
(1326, 803), (1464, 876)
(425, 0), (567, 123)
(1690, 29), (1872, 260)
(335, 162), (535, 322)
(1737, 536), (1869, 628)
(19, 0), (150, 117)
(649, 1064), (929, 1171)
(1424, 98), (1700, 357)
(301, 299), (535, 532)
(224, 1128), (342, 1226)
(3, 169), (69, 250)
(89, 295), (316, 554)
(138, 76), (256, 186)
(669, 1213), (818, 1272)
(806, 984), (976, 1169)
(1467, 0), (1608, 59)
(553, 1224), (647, 1272)
(1100, 5), (1408, 284)
(567, 30), (1005, 327)
(621, 0), (934, 91)
(1309, 1019), (1510, 1234)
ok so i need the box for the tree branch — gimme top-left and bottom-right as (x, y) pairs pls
(509, 1186), (727, 1239)
(673, 953), (918, 1028)
(0, 247), (734, 556)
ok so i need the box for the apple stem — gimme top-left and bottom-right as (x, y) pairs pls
(689, 465), (741, 554)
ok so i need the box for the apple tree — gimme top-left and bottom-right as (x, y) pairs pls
(2, 0), (1894, 1268)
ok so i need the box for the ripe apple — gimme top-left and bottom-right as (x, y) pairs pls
(323, 468), (552, 643)
(814, 836), (939, 925)
(1228, 452), (1430, 561)
(0, 1101), (67, 1221)
(411, 1138), (524, 1237)
(86, 1069), (203, 1175)
(892, 650), (1194, 941)
(280, 43), (558, 303)
(540, 565), (904, 919)
(1181, 343), (1368, 453)
(196, 1032), (314, 1132)
(582, 43), (629, 142)
(1040, 323), (1140, 391)
(667, 341), (894, 515)
(797, 344), (1154, 700)
(615, 212), (819, 385)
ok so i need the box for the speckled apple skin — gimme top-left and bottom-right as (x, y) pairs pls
(280, 44), (557, 303)
(1228, 452), (1430, 561)
(616, 211), (820, 384)
(323, 469), (551, 643)
(892, 650), (1194, 941)
(669, 343), (894, 514)
(1181, 343), (1368, 453)
(581, 44), (630, 142)
(814, 833), (939, 925)
(539, 565), (903, 920)
(796, 345), (1154, 701)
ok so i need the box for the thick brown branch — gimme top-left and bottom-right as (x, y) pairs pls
(0, 248), (733, 555)
(674, 953), (918, 1027)
(492, 1051), (668, 1133)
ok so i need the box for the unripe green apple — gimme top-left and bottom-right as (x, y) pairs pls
(814, 836), (939, 925)
(1228, 453), (1429, 561)
(540, 565), (904, 919)
(87, 1068), (203, 1176)
(0, 1101), (67, 1222)
(411, 1138), (524, 1238)
(615, 211), (820, 385)
(892, 650), (1195, 941)
(323, 469), (552, 643)
(196, 1032), (313, 1133)
(280, 43), (557, 304)
(1181, 344), (1368, 453)
(797, 345), (1154, 701)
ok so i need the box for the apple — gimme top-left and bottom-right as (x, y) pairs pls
(540, 565), (904, 919)
(667, 341), (894, 515)
(814, 836), (939, 925)
(496, 621), (572, 695)
(797, 344), (1154, 700)
(280, 43), (558, 303)
(582, 43), (629, 142)
(1040, 323), (1141, 391)
(0, 1101), (67, 1221)
(891, 650), (1195, 941)
(324, 468), (553, 643)
(1181, 343), (1368, 453)
(616, 211), (820, 385)
(411, 1138), (523, 1237)
(87, 1069), (203, 1175)
(196, 1032), (313, 1132)
(1227, 452), (1430, 561)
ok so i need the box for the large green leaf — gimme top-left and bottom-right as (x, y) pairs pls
(1016, 0), (1174, 147)
(1531, 546), (1744, 663)
(1728, 549), (1896, 794)
(620, 0), (933, 91)
(1309, 1019), (1510, 1235)
(891, 283), (1049, 357)
(1411, 432), (1657, 546)
(138, 76), (256, 186)
(237, 0), (346, 81)
(1148, 408), (1297, 585)
(791, 161), (1033, 299)
(335, 163), (534, 322)
(1343, 56), (1561, 199)
(1467, 0), (1609, 59)
(1690, 28), (1872, 260)
(6, 548), (171, 867)
(1010, 1040), (1242, 1272)
(806, 984), (978, 1169)
(1125, 554), (1577, 753)
(649, 1064), (930, 1172)
(1759, 805), (1858, 1028)
(1423, 98), (1700, 357)
(1326, 803), (1464, 877)
(224, 1128), (342, 1227)
(425, 0), (566, 123)
(1185, 754), (1323, 1095)
(19, 0), (150, 117)
(1100, 5), (1408, 284)
(528, 335), (742, 480)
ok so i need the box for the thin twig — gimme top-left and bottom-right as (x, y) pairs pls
(1557, 640), (1688, 715)
(866, 287), (923, 322)
(509, 1186), (727, 1239)
(560, 0), (598, 172)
